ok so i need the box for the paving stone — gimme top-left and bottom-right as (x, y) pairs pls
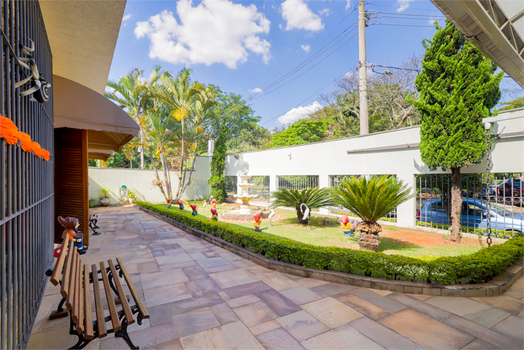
(196, 257), (230, 269)
(301, 297), (363, 328)
(255, 289), (302, 317)
(202, 251), (219, 258)
(158, 260), (198, 270)
(152, 250), (164, 257)
(295, 278), (328, 288)
(460, 338), (500, 350)
(99, 322), (178, 349)
(471, 296), (524, 316)
(386, 292), (447, 319)
(26, 325), (77, 349)
(301, 323), (384, 350)
(256, 271), (301, 291)
(335, 293), (390, 320)
(220, 252), (243, 261)
(491, 316), (524, 344)
(350, 316), (425, 350)
(185, 281), (205, 297)
(144, 283), (192, 307)
(276, 310), (329, 341)
(182, 265), (208, 280)
(309, 282), (357, 297)
(257, 328), (306, 350)
(203, 263), (238, 274)
(191, 276), (222, 294)
(227, 294), (261, 308)
(168, 292), (225, 316)
(222, 281), (272, 299)
(138, 261), (160, 274)
(209, 269), (260, 289)
(249, 320), (281, 336)
(379, 309), (474, 350)
(210, 302), (239, 325)
(172, 308), (221, 337)
(155, 253), (193, 265)
(149, 304), (175, 327)
(180, 320), (265, 349)
(280, 286), (322, 306)
(156, 338), (183, 350)
(232, 301), (279, 327)
(140, 269), (189, 290)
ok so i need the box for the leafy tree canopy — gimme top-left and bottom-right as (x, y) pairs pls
(498, 97), (524, 112)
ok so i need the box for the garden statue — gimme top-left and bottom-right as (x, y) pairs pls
(268, 209), (276, 227)
(340, 215), (357, 236)
(211, 199), (216, 209)
(254, 212), (261, 232)
(210, 208), (218, 221)
(178, 201), (184, 212)
(167, 198), (172, 209)
(323, 217), (330, 226)
(202, 200), (207, 208)
(191, 204), (198, 216)
(300, 203), (310, 226)
(57, 216), (88, 255)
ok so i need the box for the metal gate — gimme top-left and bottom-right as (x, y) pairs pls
(1, 1), (54, 348)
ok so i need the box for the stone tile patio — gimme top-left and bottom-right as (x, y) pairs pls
(28, 206), (524, 349)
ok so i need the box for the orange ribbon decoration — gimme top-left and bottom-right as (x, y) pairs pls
(0, 115), (50, 161)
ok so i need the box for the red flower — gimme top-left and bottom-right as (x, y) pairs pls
(0, 116), (21, 145)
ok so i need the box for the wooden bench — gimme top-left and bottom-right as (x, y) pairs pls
(47, 235), (149, 349)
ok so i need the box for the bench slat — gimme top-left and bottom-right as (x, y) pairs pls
(76, 262), (85, 334)
(117, 257), (149, 320)
(50, 235), (71, 286)
(72, 257), (81, 323)
(100, 261), (121, 332)
(108, 260), (135, 325)
(66, 252), (78, 311)
(83, 264), (94, 340)
(91, 264), (107, 338)
(60, 239), (75, 298)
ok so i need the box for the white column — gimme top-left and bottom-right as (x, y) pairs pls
(397, 172), (416, 228)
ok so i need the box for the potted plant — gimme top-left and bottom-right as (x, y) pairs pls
(99, 186), (111, 207)
(127, 190), (137, 204)
(89, 198), (96, 208)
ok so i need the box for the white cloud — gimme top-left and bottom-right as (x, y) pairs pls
(122, 14), (132, 22)
(345, 0), (352, 10)
(135, 0), (271, 69)
(301, 44), (310, 52)
(396, 0), (415, 13)
(278, 101), (322, 124)
(319, 9), (331, 17)
(250, 88), (263, 93)
(281, 0), (324, 32)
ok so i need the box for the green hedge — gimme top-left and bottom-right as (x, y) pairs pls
(416, 221), (523, 238)
(138, 201), (523, 285)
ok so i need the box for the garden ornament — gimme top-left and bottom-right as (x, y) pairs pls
(167, 198), (172, 209)
(15, 39), (51, 103)
(268, 209), (276, 227)
(178, 201), (184, 212)
(203, 200), (207, 208)
(210, 208), (218, 221)
(340, 215), (354, 236)
(254, 212), (261, 232)
(191, 204), (198, 216)
(211, 199), (216, 209)
(323, 217), (330, 226)
(300, 203), (310, 225)
(57, 216), (88, 255)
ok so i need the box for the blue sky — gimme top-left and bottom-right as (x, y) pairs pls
(108, 0), (523, 130)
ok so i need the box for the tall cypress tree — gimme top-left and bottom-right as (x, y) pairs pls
(208, 123), (227, 203)
(411, 20), (502, 241)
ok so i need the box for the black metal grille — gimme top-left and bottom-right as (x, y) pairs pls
(277, 175), (319, 190)
(1, 1), (54, 349)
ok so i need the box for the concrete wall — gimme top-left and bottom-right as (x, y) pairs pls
(225, 109), (524, 228)
(89, 156), (211, 204)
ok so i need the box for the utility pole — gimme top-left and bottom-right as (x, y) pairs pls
(358, 0), (369, 135)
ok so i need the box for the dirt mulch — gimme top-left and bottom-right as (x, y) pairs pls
(381, 226), (483, 247)
(218, 214), (287, 224)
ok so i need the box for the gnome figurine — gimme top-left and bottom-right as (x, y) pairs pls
(191, 204), (198, 216)
(210, 208), (218, 221)
(178, 201), (184, 212)
(254, 212), (262, 232)
(340, 215), (353, 236)
(57, 216), (88, 255)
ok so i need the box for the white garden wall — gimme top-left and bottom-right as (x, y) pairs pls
(89, 156), (211, 205)
(225, 108), (524, 228)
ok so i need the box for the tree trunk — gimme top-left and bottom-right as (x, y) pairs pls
(449, 167), (462, 242)
(140, 130), (145, 169)
(357, 222), (382, 252)
(176, 119), (185, 200)
(178, 139), (198, 200)
(160, 153), (172, 199)
(148, 148), (168, 203)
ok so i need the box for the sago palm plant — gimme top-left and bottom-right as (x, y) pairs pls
(270, 188), (334, 224)
(331, 175), (414, 251)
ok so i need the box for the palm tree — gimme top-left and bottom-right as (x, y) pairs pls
(331, 175), (414, 252)
(270, 188), (334, 224)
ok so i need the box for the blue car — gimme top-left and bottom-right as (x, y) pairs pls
(418, 198), (523, 233)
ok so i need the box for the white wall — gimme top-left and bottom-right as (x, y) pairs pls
(89, 156), (211, 204)
(225, 109), (524, 228)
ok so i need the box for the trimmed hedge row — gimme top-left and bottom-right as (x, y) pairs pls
(138, 201), (523, 285)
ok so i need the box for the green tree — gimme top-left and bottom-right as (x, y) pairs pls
(332, 175), (413, 252)
(266, 118), (329, 148)
(270, 188), (334, 224)
(208, 123), (228, 203)
(410, 20), (502, 241)
(498, 97), (524, 111)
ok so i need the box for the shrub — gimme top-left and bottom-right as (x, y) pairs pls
(138, 201), (523, 285)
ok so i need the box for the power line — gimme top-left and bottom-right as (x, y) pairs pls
(366, 2), (436, 12)
(370, 22), (436, 28)
(373, 11), (445, 18)
(369, 63), (420, 72)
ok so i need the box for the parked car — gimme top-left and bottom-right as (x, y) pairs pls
(498, 179), (522, 198)
(418, 198), (523, 233)
(478, 185), (497, 199)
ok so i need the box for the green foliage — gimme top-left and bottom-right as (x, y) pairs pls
(411, 20), (503, 171)
(137, 201), (524, 285)
(270, 188), (334, 223)
(226, 123), (270, 154)
(417, 222), (523, 238)
(498, 97), (524, 112)
(208, 123), (227, 203)
(99, 186), (111, 198)
(332, 175), (414, 225)
(266, 118), (329, 148)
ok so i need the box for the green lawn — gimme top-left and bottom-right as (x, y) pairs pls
(155, 203), (483, 259)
